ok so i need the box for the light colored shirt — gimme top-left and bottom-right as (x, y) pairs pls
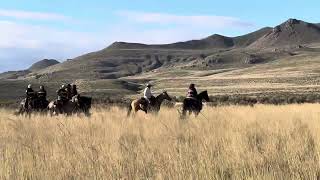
(143, 87), (153, 99)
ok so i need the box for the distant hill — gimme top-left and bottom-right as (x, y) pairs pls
(29, 59), (60, 72)
(249, 19), (320, 48)
(0, 59), (59, 80)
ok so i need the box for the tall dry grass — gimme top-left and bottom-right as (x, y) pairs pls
(1, 104), (320, 179)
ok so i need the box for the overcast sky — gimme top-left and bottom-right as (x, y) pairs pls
(0, 0), (319, 72)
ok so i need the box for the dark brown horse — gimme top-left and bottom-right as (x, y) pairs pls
(127, 91), (172, 116)
(48, 95), (92, 116)
(180, 90), (210, 118)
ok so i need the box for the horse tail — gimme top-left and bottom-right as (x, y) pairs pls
(127, 103), (132, 117)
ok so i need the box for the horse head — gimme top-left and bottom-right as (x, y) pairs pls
(161, 90), (172, 101)
(199, 90), (210, 102)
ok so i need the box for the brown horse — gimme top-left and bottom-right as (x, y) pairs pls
(127, 91), (172, 116)
(48, 95), (92, 116)
(180, 90), (210, 119)
(48, 99), (78, 116)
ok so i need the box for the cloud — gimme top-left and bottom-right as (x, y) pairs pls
(0, 9), (71, 21)
(0, 20), (107, 72)
(117, 11), (254, 29)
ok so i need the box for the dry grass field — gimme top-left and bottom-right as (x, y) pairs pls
(1, 104), (320, 179)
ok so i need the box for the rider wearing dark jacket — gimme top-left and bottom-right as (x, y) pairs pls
(186, 83), (198, 98)
(66, 84), (72, 100)
(57, 85), (68, 102)
(37, 85), (47, 100)
(71, 84), (78, 97)
(26, 84), (35, 98)
(25, 84), (36, 108)
(37, 85), (47, 108)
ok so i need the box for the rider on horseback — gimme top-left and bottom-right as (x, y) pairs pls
(56, 85), (68, 112)
(66, 84), (72, 100)
(37, 85), (47, 108)
(25, 84), (36, 108)
(71, 84), (78, 97)
(143, 84), (155, 106)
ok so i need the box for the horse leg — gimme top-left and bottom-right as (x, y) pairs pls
(194, 111), (200, 117)
(127, 104), (133, 117)
(180, 107), (187, 119)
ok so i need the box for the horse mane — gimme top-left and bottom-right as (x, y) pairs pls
(197, 90), (209, 101)
(199, 90), (207, 95)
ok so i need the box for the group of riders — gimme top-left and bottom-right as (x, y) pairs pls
(22, 81), (204, 117)
(24, 83), (79, 112)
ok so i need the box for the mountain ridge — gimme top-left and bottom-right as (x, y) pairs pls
(108, 27), (273, 50)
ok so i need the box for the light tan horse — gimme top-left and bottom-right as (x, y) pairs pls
(127, 91), (172, 116)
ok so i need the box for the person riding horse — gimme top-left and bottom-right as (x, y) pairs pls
(25, 84), (36, 109)
(182, 83), (203, 116)
(37, 85), (48, 109)
(56, 85), (68, 113)
(143, 84), (156, 106)
(66, 84), (72, 100)
(71, 84), (78, 97)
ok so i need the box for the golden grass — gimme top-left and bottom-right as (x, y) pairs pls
(1, 104), (320, 179)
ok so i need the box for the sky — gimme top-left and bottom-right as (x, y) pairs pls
(0, 0), (319, 72)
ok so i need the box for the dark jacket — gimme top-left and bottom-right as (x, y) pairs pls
(57, 88), (68, 100)
(26, 88), (35, 98)
(38, 89), (47, 99)
(66, 85), (72, 99)
(71, 87), (78, 97)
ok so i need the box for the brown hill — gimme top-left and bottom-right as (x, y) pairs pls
(0, 59), (59, 80)
(249, 19), (320, 48)
(29, 59), (60, 72)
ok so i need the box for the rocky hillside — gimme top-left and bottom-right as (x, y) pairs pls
(249, 19), (320, 48)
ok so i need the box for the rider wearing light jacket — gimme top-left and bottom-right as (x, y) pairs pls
(143, 84), (155, 105)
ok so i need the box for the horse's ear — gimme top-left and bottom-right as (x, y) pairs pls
(162, 90), (167, 93)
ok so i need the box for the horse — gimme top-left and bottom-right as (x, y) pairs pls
(180, 90), (210, 118)
(48, 95), (92, 116)
(16, 98), (48, 116)
(77, 95), (92, 116)
(127, 91), (172, 116)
